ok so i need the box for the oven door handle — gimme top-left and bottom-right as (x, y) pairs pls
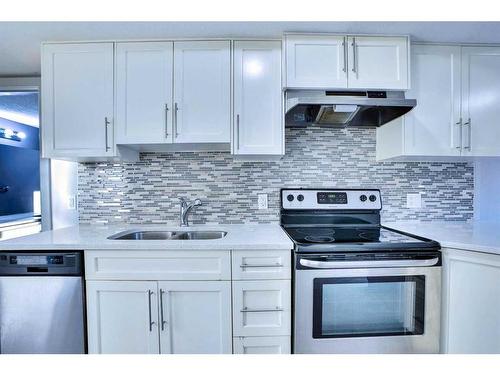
(299, 257), (440, 269)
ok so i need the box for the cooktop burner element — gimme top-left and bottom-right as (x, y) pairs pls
(280, 188), (440, 254)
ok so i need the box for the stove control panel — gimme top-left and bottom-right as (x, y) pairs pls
(281, 189), (382, 210)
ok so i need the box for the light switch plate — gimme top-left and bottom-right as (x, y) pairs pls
(406, 193), (422, 209)
(258, 194), (268, 210)
(67, 195), (77, 210)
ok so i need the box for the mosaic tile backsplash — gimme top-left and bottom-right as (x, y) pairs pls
(78, 127), (474, 224)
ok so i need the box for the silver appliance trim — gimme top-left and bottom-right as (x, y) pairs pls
(299, 257), (440, 269)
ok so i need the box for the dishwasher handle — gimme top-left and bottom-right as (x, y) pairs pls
(299, 257), (440, 269)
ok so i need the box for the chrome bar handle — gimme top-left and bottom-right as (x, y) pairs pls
(240, 263), (284, 268)
(351, 37), (357, 73)
(342, 37), (347, 73)
(241, 307), (284, 313)
(147, 289), (156, 332)
(455, 118), (462, 149)
(236, 114), (240, 150)
(164, 104), (169, 138)
(463, 118), (471, 150)
(104, 117), (111, 151)
(173, 102), (179, 138)
(299, 257), (440, 269)
(159, 289), (167, 331)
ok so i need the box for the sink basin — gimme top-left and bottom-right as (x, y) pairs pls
(108, 230), (227, 240)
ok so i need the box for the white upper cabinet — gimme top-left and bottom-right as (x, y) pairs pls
(347, 36), (409, 90)
(377, 44), (500, 161)
(285, 34), (409, 90)
(285, 35), (347, 89)
(377, 44), (462, 160)
(233, 41), (283, 156)
(461, 46), (500, 156)
(173, 41), (231, 143)
(42, 43), (115, 159)
(115, 42), (174, 144)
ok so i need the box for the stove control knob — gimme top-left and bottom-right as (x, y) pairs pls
(287, 194), (294, 202)
(369, 195), (377, 202)
(297, 194), (304, 202)
(360, 194), (367, 202)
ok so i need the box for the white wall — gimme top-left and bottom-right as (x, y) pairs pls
(474, 159), (500, 221)
(50, 159), (79, 229)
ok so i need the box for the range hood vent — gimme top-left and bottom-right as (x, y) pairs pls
(285, 90), (416, 128)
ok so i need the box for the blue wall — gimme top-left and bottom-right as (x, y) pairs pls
(0, 119), (40, 217)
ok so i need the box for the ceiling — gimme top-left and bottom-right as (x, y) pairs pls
(2, 21), (500, 76)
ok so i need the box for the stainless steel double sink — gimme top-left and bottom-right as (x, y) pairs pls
(108, 230), (227, 240)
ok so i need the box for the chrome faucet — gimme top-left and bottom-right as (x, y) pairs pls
(179, 197), (202, 227)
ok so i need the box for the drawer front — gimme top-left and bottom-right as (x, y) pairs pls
(85, 251), (231, 280)
(232, 280), (291, 337)
(233, 336), (291, 354)
(232, 250), (291, 280)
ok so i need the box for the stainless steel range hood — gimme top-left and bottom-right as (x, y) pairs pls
(285, 90), (416, 128)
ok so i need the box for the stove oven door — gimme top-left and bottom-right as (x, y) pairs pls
(294, 254), (441, 354)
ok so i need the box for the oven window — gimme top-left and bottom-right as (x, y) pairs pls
(313, 276), (425, 338)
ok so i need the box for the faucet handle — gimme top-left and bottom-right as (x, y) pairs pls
(193, 199), (202, 206)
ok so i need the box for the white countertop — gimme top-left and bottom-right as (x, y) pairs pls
(0, 223), (294, 251)
(384, 220), (500, 256)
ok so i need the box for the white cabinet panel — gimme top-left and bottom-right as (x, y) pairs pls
(232, 250), (291, 280)
(116, 42), (173, 144)
(232, 280), (291, 337)
(41, 43), (114, 158)
(85, 250), (231, 281)
(173, 41), (231, 143)
(442, 248), (500, 353)
(158, 281), (232, 354)
(86, 280), (159, 354)
(233, 336), (291, 354)
(348, 36), (409, 90)
(285, 34), (347, 88)
(461, 46), (500, 156)
(233, 41), (283, 156)
(404, 45), (462, 156)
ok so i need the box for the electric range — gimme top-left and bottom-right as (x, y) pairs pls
(280, 188), (441, 354)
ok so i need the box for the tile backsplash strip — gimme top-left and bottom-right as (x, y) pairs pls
(78, 127), (474, 224)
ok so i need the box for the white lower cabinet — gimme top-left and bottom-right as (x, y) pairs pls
(232, 280), (291, 337)
(86, 281), (160, 354)
(158, 281), (232, 354)
(441, 248), (500, 353)
(233, 336), (291, 354)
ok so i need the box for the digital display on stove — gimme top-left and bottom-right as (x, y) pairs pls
(317, 192), (348, 204)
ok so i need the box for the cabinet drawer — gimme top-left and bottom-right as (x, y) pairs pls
(232, 250), (291, 280)
(85, 250), (231, 280)
(232, 280), (291, 337)
(233, 336), (291, 354)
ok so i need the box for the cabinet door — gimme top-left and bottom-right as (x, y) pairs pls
(41, 43), (114, 158)
(173, 41), (231, 143)
(232, 280), (291, 337)
(116, 42), (173, 144)
(442, 249), (500, 353)
(461, 46), (500, 156)
(347, 36), (409, 90)
(158, 281), (232, 354)
(285, 34), (347, 88)
(233, 336), (291, 354)
(86, 281), (160, 354)
(404, 45), (462, 156)
(233, 41), (283, 156)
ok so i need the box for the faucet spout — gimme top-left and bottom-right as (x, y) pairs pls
(179, 198), (202, 227)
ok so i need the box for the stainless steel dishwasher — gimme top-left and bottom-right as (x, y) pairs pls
(0, 252), (85, 354)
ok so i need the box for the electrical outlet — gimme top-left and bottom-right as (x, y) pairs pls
(67, 195), (77, 210)
(258, 194), (268, 210)
(406, 193), (422, 209)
